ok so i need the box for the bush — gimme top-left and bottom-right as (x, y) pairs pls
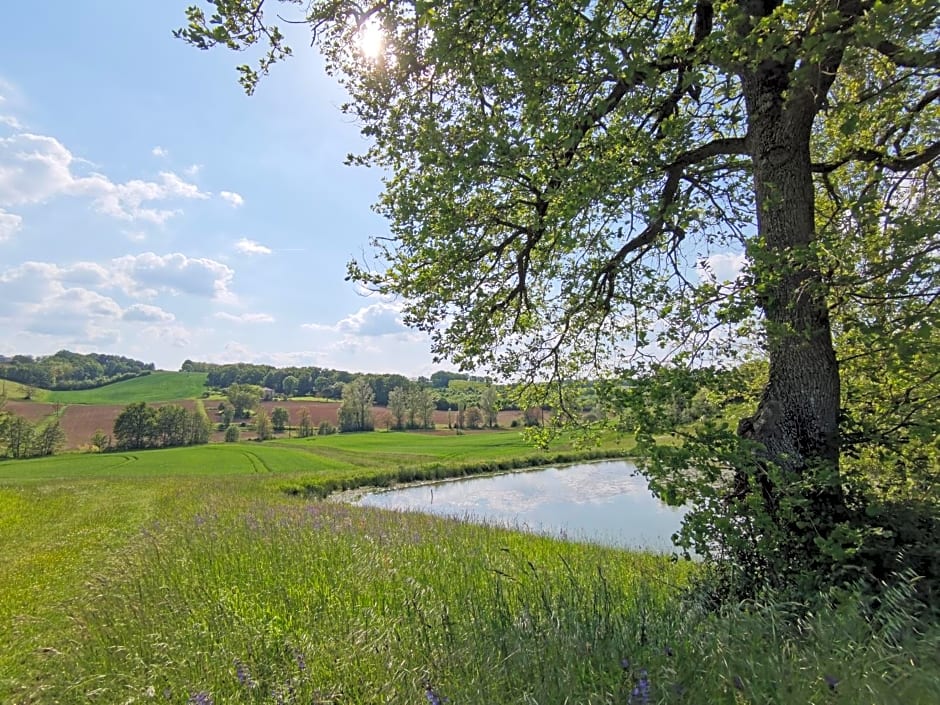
(224, 424), (239, 443)
(318, 421), (336, 436)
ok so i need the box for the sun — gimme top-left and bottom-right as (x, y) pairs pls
(356, 20), (385, 61)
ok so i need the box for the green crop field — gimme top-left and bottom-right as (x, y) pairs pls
(41, 371), (209, 404)
(1, 431), (937, 704)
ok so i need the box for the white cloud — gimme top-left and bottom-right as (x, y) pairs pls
(234, 237), (271, 256)
(215, 311), (275, 324)
(112, 252), (236, 302)
(0, 133), (209, 224)
(27, 288), (123, 337)
(141, 323), (191, 348)
(0, 208), (21, 241)
(0, 253), (236, 307)
(337, 302), (409, 337)
(123, 303), (175, 323)
(219, 190), (244, 207)
(697, 251), (747, 285)
(184, 164), (202, 177)
(0, 115), (23, 130)
(151, 146), (168, 158)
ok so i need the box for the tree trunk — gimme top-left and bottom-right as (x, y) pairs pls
(739, 64), (845, 526)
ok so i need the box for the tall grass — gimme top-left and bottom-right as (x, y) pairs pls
(21, 495), (939, 705)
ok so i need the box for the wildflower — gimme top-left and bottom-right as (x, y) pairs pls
(293, 648), (307, 672)
(620, 658), (631, 671)
(824, 674), (839, 691)
(663, 645), (674, 657)
(187, 692), (213, 705)
(733, 675), (745, 691)
(425, 683), (448, 705)
(235, 660), (258, 689)
(629, 669), (651, 705)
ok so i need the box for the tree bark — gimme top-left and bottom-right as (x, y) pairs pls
(739, 63), (844, 514)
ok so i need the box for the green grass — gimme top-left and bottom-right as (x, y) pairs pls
(2, 432), (938, 704)
(40, 371), (209, 404)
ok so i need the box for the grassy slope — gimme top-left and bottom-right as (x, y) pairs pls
(1, 433), (937, 703)
(34, 371), (209, 404)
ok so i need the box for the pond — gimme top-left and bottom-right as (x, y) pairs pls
(358, 460), (688, 552)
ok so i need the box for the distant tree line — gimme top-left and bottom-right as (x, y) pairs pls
(112, 402), (211, 450)
(0, 350), (154, 390)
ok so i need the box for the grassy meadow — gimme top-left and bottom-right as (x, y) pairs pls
(41, 371), (210, 404)
(2, 430), (939, 703)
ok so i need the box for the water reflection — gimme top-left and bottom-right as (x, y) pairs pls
(358, 460), (687, 552)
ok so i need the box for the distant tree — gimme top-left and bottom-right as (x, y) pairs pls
(33, 420), (65, 457)
(1, 414), (34, 459)
(402, 386), (436, 429)
(297, 409), (313, 438)
(338, 378), (374, 432)
(523, 407), (543, 428)
(188, 409), (212, 445)
(464, 406), (483, 430)
(113, 402), (157, 450)
(271, 406), (289, 433)
(317, 420), (336, 436)
(254, 409), (273, 440)
(387, 386), (408, 429)
(224, 424), (240, 442)
(480, 386), (499, 428)
(155, 404), (189, 447)
(220, 404), (235, 428)
(225, 383), (262, 419)
(282, 375), (298, 398)
(90, 429), (111, 452)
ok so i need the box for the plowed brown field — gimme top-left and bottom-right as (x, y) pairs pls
(58, 400), (199, 449)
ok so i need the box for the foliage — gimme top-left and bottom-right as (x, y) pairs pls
(177, 0), (940, 598)
(89, 429), (111, 452)
(112, 402), (211, 450)
(281, 374), (298, 398)
(0, 350), (154, 390)
(317, 420), (336, 436)
(338, 378), (375, 432)
(270, 406), (289, 432)
(297, 409), (313, 438)
(224, 424), (240, 443)
(225, 383), (262, 419)
(254, 409), (274, 440)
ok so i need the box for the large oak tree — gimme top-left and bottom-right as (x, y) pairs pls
(179, 0), (938, 589)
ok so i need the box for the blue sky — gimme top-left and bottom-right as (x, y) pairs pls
(0, 1), (437, 375)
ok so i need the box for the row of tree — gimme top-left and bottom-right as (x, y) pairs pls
(112, 402), (212, 450)
(0, 351), (154, 390)
(0, 413), (65, 459)
(182, 359), (499, 407)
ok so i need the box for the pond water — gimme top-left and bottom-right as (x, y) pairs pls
(358, 460), (688, 552)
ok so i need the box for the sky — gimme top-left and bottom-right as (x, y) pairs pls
(0, 1), (438, 376)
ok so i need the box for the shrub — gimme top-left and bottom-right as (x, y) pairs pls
(224, 424), (239, 443)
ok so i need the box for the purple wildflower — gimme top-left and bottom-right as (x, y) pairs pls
(294, 649), (307, 672)
(663, 645), (674, 657)
(425, 683), (448, 705)
(733, 675), (745, 691)
(620, 658), (631, 671)
(187, 692), (213, 705)
(824, 674), (840, 690)
(629, 669), (651, 705)
(235, 660), (257, 689)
